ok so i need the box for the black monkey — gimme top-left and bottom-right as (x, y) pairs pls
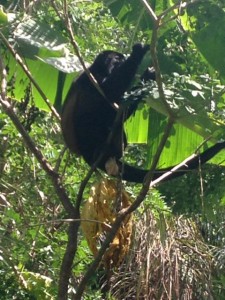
(61, 44), (225, 183)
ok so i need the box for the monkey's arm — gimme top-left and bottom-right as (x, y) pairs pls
(101, 44), (150, 102)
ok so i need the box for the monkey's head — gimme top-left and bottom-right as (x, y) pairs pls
(91, 51), (125, 77)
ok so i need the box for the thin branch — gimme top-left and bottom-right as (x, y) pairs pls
(0, 54), (7, 99)
(140, 0), (158, 22)
(1, 45), (78, 299)
(149, 144), (208, 188)
(29, 218), (112, 229)
(159, 0), (185, 20)
(140, 1), (177, 119)
(23, 0), (42, 14)
(199, 155), (205, 213)
(151, 27), (176, 119)
(159, 0), (200, 28)
(0, 32), (60, 120)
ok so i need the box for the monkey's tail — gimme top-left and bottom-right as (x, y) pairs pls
(120, 141), (225, 183)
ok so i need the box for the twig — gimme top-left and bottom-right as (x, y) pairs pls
(149, 137), (212, 187)
(149, 149), (203, 187)
(151, 153), (199, 187)
(140, 0), (177, 119)
(29, 218), (112, 229)
(140, 0), (158, 21)
(0, 54), (7, 99)
(23, 0), (41, 13)
(159, 0), (185, 20)
(159, 0), (199, 28)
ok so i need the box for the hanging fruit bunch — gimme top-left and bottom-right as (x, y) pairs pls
(81, 179), (133, 269)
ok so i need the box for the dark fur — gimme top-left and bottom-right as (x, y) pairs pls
(61, 44), (225, 183)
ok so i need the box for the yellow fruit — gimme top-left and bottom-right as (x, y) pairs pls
(81, 179), (133, 268)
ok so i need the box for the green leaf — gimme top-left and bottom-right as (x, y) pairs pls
(180, 1), (225, 80)
(14, 17), (67, 57)
(5, 53), (75, 110)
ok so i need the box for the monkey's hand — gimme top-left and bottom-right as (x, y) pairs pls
(131, 43), (150, 61)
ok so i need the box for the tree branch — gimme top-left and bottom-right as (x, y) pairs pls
(140, 0), (176, 120)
